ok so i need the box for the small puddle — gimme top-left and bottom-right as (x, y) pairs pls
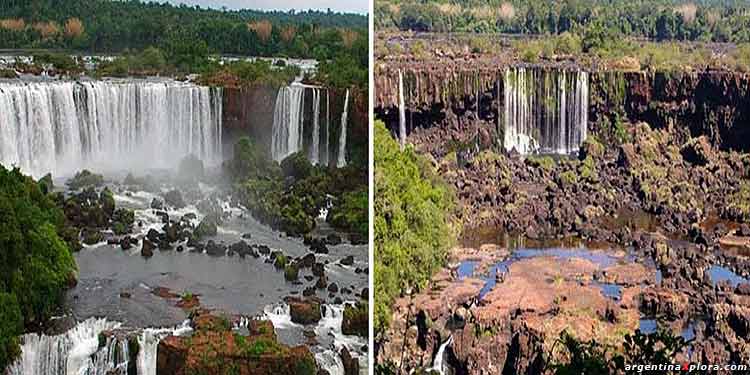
(708, 265), (748, 287)
(457, 246), (632, 300)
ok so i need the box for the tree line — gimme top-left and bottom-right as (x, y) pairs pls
(0, 0), (366, 61)
(376, 0), (750, 43)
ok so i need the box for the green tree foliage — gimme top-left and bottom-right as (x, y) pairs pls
(328, 188), (368, 238)
(548, 327), (689, 374)
(374, 120), (455, 333)
(227, 137), (367, 237)
(376, 0), (750, 43)
(0, 166), (77, 370)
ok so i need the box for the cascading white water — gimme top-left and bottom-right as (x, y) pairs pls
(398, 69), (406, 150)
(6, 319), (193, 375)
(271, 84), (305, 162)
(429, 336), (453, 375)
(0, 80), (222, 179)
(337, 89), (349, 168)
(503, 67), (588, 155)
(5, 318), (122, 375)
(271, 84), (333, 165)
(324, 90), (330, 166)
(309, 88), (321, 165)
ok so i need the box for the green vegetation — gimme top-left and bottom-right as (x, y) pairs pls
(377, 0), (750, 43)
(328, 188), (368, 238)
(0, 0), (364, 56)
(0, 166), (77, 370)
(0, 1), (367, 87)
(374, 120), (455, 333)
(228, 137), (367, 237)
(548, 327), (688, 374)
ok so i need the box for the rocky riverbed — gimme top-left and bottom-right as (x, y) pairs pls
(376, 118), (750, 372)
(8, 168), (368, 375)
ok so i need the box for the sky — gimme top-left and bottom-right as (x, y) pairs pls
(165, 0), (368, 14)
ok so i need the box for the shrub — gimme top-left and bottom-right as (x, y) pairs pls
(328, 188), (368, 237)
(0, 167), (76, 370)
(374, 120), (454, 333)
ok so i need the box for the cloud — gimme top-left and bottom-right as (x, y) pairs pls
(164, 0), (367, 14)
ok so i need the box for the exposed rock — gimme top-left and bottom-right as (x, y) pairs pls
(163, 189), (186, 209)
(340, 347), (359, 375)
(340, 256), (355, 266)
(286, 297), (322, 325)
(194, 214), (219, 239)
(141, 239), (155, 258)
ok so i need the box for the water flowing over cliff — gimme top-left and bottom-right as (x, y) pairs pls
(271, 84), (306, 162)
(0, 80), (222, 178)
(6, 318), (192, 375)
(337, 89), (349, 168)
(503, 67), (589, 154)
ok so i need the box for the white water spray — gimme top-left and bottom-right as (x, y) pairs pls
(398, 70), (406, 150)
(503, 67), (588, 155)
(0, 80), (222, 179)
(337, 89), (349, 168)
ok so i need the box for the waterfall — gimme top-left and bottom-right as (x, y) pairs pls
(0, 80), (222, 179)
(398, 70), (406, 150)
(5, 318), (123, 375)
(271, 84), (305, 162)
(429, 336), (453, 375)
(337, 89), (349, 168)
(503, 67), (588, 155)
(6, 319), (192, 375)
(309, 88), (321, 165)
(324, 90), (330, 167)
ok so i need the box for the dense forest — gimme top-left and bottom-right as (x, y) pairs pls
(0, 0), (368, 87)
(376, 0), (750, 43)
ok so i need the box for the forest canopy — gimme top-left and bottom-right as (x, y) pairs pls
(0, 0), (366, 60)
(376, 0), (750, 43)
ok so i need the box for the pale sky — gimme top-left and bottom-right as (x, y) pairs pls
(165, 0), (368, 14)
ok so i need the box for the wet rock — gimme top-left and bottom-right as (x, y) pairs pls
(286, 297), (322, 325)
(150, 198), (164, 210)
(360, 288), (368, 300)
(349, 233), (366, 245)
(340, 256), (355, 266)
(112, 208), (135, 235)
(312, 263), (325, 277)
(141, 239), (155, 258)
(205, 241), (226, 257)
(120, 291), (132, 299)
(303, 287), (316, 297)
(163, 189), (185, 209)
(257, 244), (271, 255)
(327, 283), (339, 293)
(155, 211), (169, 223)
(120, 236), (134, 251)
(163, 222), (180, 243)
(229, 241), (257, 258)
(326, 233), (342, 246)
(158, 239), (172, 251)
(194, 214), (219, 239)
(241, 233), (252, 239)
(147, 228), (160, 243)
(315, 275), (328, 289)
(298, 253), (316, 268)
(739, 224), (750, 237)
(340, 347), (359, 375)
